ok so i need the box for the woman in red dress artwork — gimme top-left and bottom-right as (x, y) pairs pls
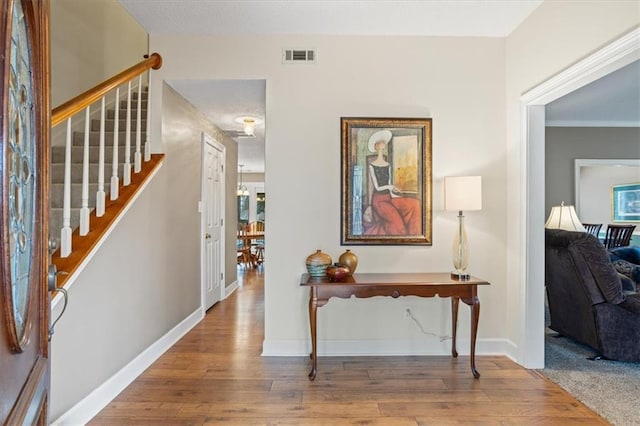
(364, 130), (421, 236)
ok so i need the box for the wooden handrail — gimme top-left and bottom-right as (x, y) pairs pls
(51, 52), (162, 127)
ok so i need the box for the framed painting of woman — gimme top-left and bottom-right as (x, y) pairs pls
(341, 117), (432, 245)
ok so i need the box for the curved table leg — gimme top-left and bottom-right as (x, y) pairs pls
(308, 288), (318, 381)
(451, 297), (459, 358)
(462, 295), (481, 379)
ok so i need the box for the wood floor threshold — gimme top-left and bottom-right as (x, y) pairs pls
(528, 369), (610, 425)
(51, 154), (165, 290)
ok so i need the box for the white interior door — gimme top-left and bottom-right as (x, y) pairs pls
(202, 133), (225, 310)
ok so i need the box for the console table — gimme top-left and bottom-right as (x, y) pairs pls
(300, 272), (490, 380)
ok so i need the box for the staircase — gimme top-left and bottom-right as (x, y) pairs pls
(49, 53), (164, 289)
(49, 92), (147, 242)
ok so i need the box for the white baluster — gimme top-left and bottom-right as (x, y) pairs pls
(96, 96), (106, 216)
(111, 87), (120, 200)
(79, 107), (91, 235)
(134, 74), (142, 173)
(144, 73), (151, 162)
(123, 80), (132, 185)
(60, 118), (73, 257)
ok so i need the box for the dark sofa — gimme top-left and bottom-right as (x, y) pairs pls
(545, 229), (640, 362)
(609, 246), (640, 288)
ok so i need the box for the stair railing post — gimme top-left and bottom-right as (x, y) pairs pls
(144, 71), (151, 162)
(96, 96), (106, 216)
(134, 75), (142, 173)
(111, 87), (120, 200)
(60, 118), (73, 257)
(123, 80), (132, 185)
(79, 106), (91, 235)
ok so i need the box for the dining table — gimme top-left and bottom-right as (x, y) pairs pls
(237, 231), (265, 267)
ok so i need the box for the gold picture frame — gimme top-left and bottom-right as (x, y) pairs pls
(341, 117), (432, 245)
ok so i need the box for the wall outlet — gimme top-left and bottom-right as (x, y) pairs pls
(404, 307), (412, 318)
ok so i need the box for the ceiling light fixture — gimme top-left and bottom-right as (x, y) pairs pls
(243, 118), (255, 136)
(234, 116), (262, 136)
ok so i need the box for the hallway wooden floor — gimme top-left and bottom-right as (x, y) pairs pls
(90, 268), (605, 425)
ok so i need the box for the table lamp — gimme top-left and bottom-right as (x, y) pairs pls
(544, 201), (586, 232)
(444, 176), (482, 280)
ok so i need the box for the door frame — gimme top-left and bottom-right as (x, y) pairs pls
(200, 132), (226, 314)
(519, 28), (640, 368)
(0, 0), (51, 422)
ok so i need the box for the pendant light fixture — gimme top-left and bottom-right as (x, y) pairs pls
(237, 164), (249, 196)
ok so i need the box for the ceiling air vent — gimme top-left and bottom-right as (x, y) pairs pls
(283, 48), (316, 64)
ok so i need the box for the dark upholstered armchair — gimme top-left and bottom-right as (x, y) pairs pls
(545, 229), (640, 362)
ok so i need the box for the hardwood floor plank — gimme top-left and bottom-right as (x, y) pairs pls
(416, 417), (608, 425)
(442, 377), (560, 391)
(302, 389), (490, 403)
(342, 356), (502, 370)
(482, 388), (582, 403)
(201, 417), (419, 426)
(115, 388), (302, 404)
(179, 402), (382, 418)
(367, 367), (534, 380)
(380, 401), (597, 418)
(88, 268), (606, 424)
(90, 416), (206, 426)
(271, 378), (448, 392)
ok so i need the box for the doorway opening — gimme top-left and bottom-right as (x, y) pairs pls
(520, 28), (640, 368)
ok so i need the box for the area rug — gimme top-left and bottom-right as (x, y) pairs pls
(540, 329), (640, 425)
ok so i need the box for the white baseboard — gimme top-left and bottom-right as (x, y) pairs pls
(262, 338), (518, 358)
(52, 308), (203, 426)
(224, 280), (239, 299)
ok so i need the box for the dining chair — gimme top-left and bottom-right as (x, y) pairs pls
(603, 224), (636, 249)
(248, 221), (265, 265)
(582, 223), (602, 238)
(237, 225), (253, 268)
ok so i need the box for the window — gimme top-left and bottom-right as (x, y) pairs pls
(256, 192), (265, 222)
(238, 195), (249, 224)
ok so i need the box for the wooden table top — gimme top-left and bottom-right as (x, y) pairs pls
(300, 272), (490, 286)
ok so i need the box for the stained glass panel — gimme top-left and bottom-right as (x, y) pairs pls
(7, 0), (35, 343)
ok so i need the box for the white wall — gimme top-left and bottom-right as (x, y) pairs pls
(150, 35), (509, 355)
(505, 1), (639, 366)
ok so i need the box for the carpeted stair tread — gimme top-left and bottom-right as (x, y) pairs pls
(49, 208), (84, 239)
(91, 118), (146, 132)
(107, 107), (146, 120)
(52, 145), (140, 163)
(51, 163), (120, 183)
(50, 182), (113, 208)
(73, 130), (148, 146)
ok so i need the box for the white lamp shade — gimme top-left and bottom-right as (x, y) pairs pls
(545, 204), (586, 232)
(444, 176), (482, 211)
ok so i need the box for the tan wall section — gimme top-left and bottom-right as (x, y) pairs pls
(161, 83), (240, 289)
(545, 127), (640, 215)
(50, 0), (148, 108)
